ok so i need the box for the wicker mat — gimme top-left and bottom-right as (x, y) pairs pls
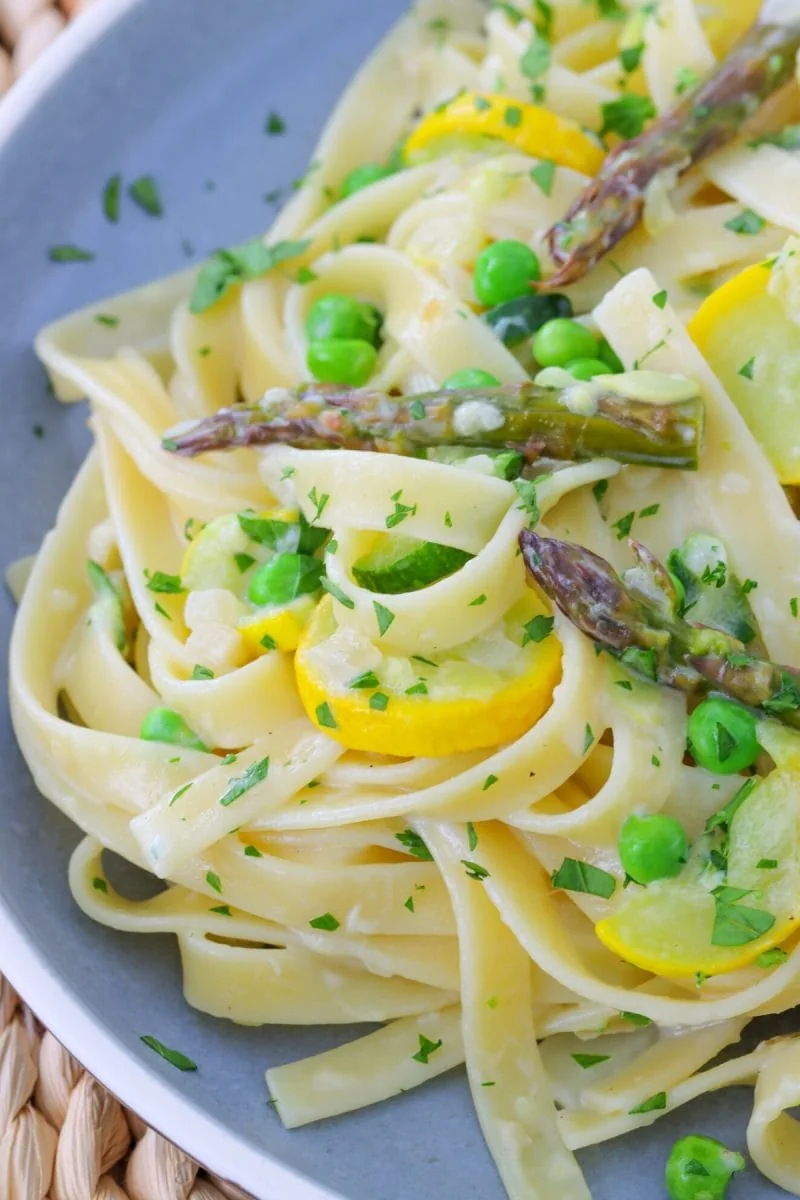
(1, 973), (256, 1199)
(1, 5), (257, 1197)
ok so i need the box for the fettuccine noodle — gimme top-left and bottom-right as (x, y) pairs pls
(11, 1), (800, 1196)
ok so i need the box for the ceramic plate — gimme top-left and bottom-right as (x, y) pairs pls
(0, 2), (787, 1196)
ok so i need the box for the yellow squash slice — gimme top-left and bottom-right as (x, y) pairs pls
(403, 91), (605, 176)
(596, 769), (800, 978)
(294, 593), (562, 757)
(689, 261), (800, 484)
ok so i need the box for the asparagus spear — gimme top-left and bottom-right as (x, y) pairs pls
(542, 16), (800, 290)
(163, 382), (704, 470)
(519, 529), (800, 727)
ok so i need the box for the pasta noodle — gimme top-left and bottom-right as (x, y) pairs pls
(11, 0), (800, 1196)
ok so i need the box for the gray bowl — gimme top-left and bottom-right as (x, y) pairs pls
(0, 2), (788, 1196)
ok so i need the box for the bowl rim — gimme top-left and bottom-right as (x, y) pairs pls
(0, 7), (341, 1198)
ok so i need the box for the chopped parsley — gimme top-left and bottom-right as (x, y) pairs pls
(190, 238), (311, 314)
(260, 633), (277, 651)
(520, 32), (550, 81)
(144, 569), (184, 594)
(629, 1092), (666, 1115)
(168, 782), (193, 807)
(373, 601), (395, 637)
(309, 912), (340, 931)
(639, 503), (660, 518)
(386, 491), (417, 529)
(612, 511), (635, 540)
(206, 870), (223, 894)
(307, 486), (330, 523)
(103, 173), (121, 222)
(552, 857), (616, 899)
(583, 723), (595, 753)
(593, 479), (609, 504)
(210, 904), (232, 917)
(265, 111), (286, 134)
(711, 885), (775, 946)
(651, 754), (661, 767)
(219, 756), (270, 807)
(530, 160), (556, 196)
(620, 43), (644, 73)
(522, 615), (554, 645)
(412, 1034), (443, 1064)
(129, 176), (163, 217)
(321, 577), (355, 609)
(140, 1036), (197, 1072)
(482, 774), (499, 791)
(467, 822), (478, 852)
(652, 289), (668, 309)
(462, 859), (490, 881)
(504, 104), (523, 127)
(244, 844), (263, 858)
(92, 877), (108, 893)
(738, 357), (756, 380)
(395, 829), (433, 860)
(469, 594), (487, 607)
(49, 244), (94, 263)
(315, 701), (338, 729)
(404, 895), (415, 912)
(616, 680), (633, 691)
(571, 1053), (610, 1069)
(724, 208), (766, 236)
(600, 94), (655, 140)
(405, 680), (428, 696)
(757, 858), (778, 869)
(234, 552), (255, 573)
(349, 670), (380, 690)
(792, 597), (799, 618)
(619, 1013), (650, 1029)
(370, 692), (390, 711)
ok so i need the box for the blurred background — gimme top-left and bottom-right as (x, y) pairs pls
(0, 0), (99, 92)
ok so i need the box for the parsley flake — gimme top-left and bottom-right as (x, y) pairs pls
(482, 774), (499, 791)
(412, 1034), (443, 1064)
(219, 756), (270, 807)
(309, 912), (340, 931)
(49, 244), (94, 263)
(467, 822), (478, 852)
(462, 859), (490, 881)
(612, 511), (635, 540)
(321, 577), (356, 609)
(266, 111), (286, 135)
(552, 857), (616, 899)
(144, 569), (184, 594)
(629, 1091), (667, 1115)
(129, 176), (163, 217)
(373, 601), (395, 637)
(395, 830), (433, 860)
(469, 593), (487, 607)
(724, 208), (765, 235)
(370, 692), (390, 711)
(738, 357), (756, 380)
(652, 289), (668, 309)
(190, 238), (311, 314)
(600, 95), (655, 140)
(530, 160), (556, 195)
(522, 615), (554, 645)
(140, 1036), (197, 1072)
(103, 173), (121, 222)
(206, 870), (223, 894)
(315, 701), (338, 729)
(520, 33), (550, 81)
(571, 1053), (610, 1069)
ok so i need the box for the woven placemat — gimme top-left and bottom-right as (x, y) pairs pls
(1, 974), (256, 1198)
(0, 6), (257, 1196)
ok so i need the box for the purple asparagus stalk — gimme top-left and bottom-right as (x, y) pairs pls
(519, 529), (800, 726)
(542, 16), (800, 290)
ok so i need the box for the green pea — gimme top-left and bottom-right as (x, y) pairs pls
(248, 553), (324, 608)
(443, 368), (501, 389)
(597, 337), (624, 373)
(473, 239), (541, 307)
(305, 294), (382, 346)
(140, 706), (209, 752)
(532, 318), (598, 367)
(566, 357), (611, 381)
(307, 338), (377, 386)
(618, 813), (688, 884)
(688, 697), (759, 775)
(665, 1134), (745, 1200)
(340, 163), (394, 198)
